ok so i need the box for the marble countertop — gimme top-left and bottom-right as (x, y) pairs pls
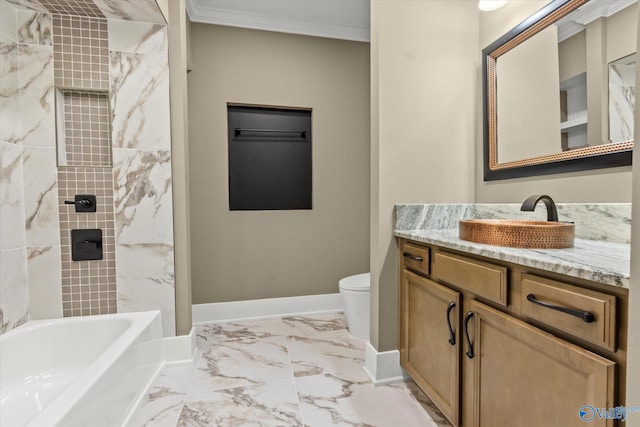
(395, 228), (630, 289)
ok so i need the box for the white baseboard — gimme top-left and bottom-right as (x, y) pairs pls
(192, 293), (344, 324)
(161, 326), (196, 365)
(363, 341), (411, 385)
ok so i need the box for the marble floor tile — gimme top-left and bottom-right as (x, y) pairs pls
(190, 335), (293, 394)
(286, 328), (367, 382)
(195, 323), (212, 348)
(281, 312), (347, 336)
(128, 365), (193, 427)
(130, 313), (450, 427)
(208, 318), (287, 343)
(177, 379), (301, 427)
(193, 323), (213, 364)
(295, 374), (439, 427)
(397, 381), (453, 427)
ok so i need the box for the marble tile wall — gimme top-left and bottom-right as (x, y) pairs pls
(6, 0), (47, 13)
(94, 0), (165, 24)
(7, 0), (165, 24)
(609, 59), (635, 144)
(0, 0), (175, 336)
(1, 0), (61, 333)
(18, 4), (60, 322)
(108, 20), (174, 336)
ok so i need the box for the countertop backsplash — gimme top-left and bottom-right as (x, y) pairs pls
(395, 203), (631, 244)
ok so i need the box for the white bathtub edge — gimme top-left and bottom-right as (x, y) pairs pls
(118, 363), (166, 427)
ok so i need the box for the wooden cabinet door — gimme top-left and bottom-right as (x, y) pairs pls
(400, 270), (461, 426)
(462, 299), (616, 427)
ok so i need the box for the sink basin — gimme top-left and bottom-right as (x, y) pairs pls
(459, 219), (575, 249)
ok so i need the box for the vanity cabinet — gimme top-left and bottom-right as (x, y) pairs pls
(463, 299), (615, 427)
(398, 238), (626, 427)
(400, 269), (461, 425)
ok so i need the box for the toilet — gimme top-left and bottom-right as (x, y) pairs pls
(339, 272), (370, 340)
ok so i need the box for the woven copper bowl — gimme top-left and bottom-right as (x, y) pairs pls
(459, 219), (575, 249)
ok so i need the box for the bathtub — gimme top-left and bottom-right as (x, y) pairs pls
(0, 311), (164, 427)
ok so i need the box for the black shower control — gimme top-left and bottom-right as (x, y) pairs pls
(64, 195), (96, 212)
(71, 229), (102, 261)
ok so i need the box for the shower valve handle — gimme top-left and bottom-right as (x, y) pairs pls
(65, 199), (91, 207)
(64, 195), (96, 212)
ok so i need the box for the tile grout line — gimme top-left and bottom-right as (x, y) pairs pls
(166, 322), (214, 426)
(283, 329), (305, 426)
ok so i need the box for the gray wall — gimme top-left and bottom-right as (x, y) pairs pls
(370, 0), (478, 351)
(187, 24), (370, 304)
(167, 2), (193, 335)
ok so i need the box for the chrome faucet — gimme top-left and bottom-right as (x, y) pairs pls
(520, 195), (558, 222)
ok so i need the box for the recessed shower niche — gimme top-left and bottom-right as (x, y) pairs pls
(55, 88), (112, 167)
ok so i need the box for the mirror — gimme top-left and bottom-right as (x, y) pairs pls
(483, 0), (635, 181)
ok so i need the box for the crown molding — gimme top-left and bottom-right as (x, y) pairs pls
(569, 0), (636, 25)
(186, 0), (370, 42)
(556, 0), (637, 42)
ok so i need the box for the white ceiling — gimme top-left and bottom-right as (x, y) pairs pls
(185, 0), (371, 42)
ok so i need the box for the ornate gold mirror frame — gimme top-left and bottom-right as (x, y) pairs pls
(483, 0), (634, 181)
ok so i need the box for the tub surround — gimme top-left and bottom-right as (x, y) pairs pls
(107, 18), (174, 334)
(0, 0), (48, 333)
(0, 0), (175, 336)
(394, 204), (631, 288)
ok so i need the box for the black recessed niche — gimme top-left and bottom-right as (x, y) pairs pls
(228, 105), (312, 211)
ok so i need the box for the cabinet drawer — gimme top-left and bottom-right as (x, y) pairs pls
(401, 241), (430, 275)
(521, 274), (617, 351)
(433, 251), (507, 306)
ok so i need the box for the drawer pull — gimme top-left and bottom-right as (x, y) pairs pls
(464, 311), (474, 359)
(446, 302), (456, 345)
(403, 252), (423, 262)
(526, 294), (595, 323)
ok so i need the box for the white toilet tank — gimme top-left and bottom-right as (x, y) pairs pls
(339, 273), (370, 340)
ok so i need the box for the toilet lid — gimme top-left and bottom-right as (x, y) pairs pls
(339, 272), (370, 291)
